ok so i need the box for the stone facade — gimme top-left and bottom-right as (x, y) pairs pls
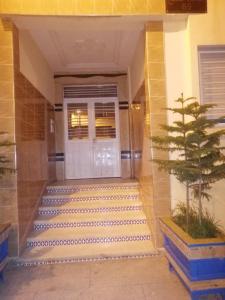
(0, 0), (165, 15)
(141, 22), (171, 247)
(0, 19), (18, 256)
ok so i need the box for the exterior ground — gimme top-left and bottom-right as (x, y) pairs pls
(0, 255), (189, 300)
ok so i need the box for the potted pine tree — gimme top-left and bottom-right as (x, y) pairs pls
(0, 132), (14, 280)
(152, 95), (225, 299)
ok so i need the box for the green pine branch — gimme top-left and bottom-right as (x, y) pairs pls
(151, 94), (225, 232)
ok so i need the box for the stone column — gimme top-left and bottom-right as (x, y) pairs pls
(144, 21), (171, 247)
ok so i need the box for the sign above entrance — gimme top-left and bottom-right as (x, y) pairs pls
(166, 0), (207, 13)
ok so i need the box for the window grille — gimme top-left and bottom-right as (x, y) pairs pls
(67, 103), (88, 140)
(95, 102), (116, 139)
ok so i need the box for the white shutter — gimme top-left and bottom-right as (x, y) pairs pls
(199, 46), (225, 121)
(64, 84), (117, 99)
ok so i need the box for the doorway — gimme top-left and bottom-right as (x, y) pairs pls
(64, 85), (121, 179)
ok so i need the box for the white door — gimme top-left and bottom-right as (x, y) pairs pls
(64, 98), (121, 179)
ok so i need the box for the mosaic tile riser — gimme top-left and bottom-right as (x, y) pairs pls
(38, 205), (142, 216)
(34, 219), (147, 230)
(47, 184), (138, 193)
(42, 194), (138, 205)
(27, 235), (151, 248)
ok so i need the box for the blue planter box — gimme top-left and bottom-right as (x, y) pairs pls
(160, 218), (225, 300)
(0, 224), (10, 281)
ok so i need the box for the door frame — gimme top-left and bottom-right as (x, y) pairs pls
(63, 96), (121, 179)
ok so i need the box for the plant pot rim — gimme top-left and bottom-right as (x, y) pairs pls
(0, 223), (10, 235)
(160, 217), (225, 246)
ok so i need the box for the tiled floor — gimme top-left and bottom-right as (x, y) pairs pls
(0, 255), (189, 300)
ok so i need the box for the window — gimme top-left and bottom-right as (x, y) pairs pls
(67, 103), (88, 140)
(198, 45), (225, 122)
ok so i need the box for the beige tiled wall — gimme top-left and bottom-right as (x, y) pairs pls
(0, 0), (165, 15)
(138, 21), (171, 248)
(14, 29), (56, 253)
(0, 19), (56, 256)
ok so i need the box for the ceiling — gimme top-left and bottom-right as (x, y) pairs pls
(11, 16), (156, 74)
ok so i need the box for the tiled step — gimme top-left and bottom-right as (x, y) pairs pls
(41, 199), (141, 208)
(34, 210), (146, 230)
(35, 210), (146, 222)
(18, 181), (156, 266)
(27, 234), (151, 248)
(33, 210), (147, 230)
(42, 189), (139, 205)
(46, 182), (139, 194)
(27, 224), (151, 246)
(17, 239), (156, 266)
(38, 203), (142, 216)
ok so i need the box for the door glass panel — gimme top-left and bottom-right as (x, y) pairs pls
(95, 102), (116, 139)
(67, 103), (88, 140)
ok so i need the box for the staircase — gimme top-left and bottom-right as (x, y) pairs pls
(17, 181), (156, 266)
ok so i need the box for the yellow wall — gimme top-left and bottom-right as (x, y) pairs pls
(164, 19), (192, 209)
(19, 30), (55, 104)
(188, 0), (225, 99)
(188, 0), (225, 229)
